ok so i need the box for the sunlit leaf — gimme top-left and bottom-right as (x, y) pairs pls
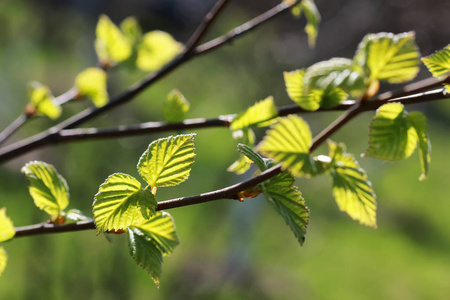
(329, 141), (377, 228)
(301, 0), (321, 47)
(130, 211), (179, 256)
(28, 82), (61, 119)
(120, 16), (142, 45)
(407, 112), (431, 180)
(128, 228), (163, 287)
(93, 173), (157, 234)
(228, 129), (256, 174)
(0, 247), (7, 277)
(230, 96), (278, 130)
(354, 32), (420, 83)
(262, 171), (309, 245)
(21, 161), (69, 217)
(237, 143), (266, 172)
(95, 14), (132, 65)
(257, 115), (312, 177)
(422, 44), (450, 92)
(138, 134), (196, 189)
(136, 31), (183, 72)
(75, 67), (108, 107)
(163, 89), (190, 123)
(0, 209), (14, 242)
(364, 103), (418, 161)
(284, 70), (320, 111)
(66, 209), (93, 222)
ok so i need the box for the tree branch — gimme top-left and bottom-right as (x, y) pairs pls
(0, 114), (30, 146)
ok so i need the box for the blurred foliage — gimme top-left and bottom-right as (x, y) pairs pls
(0, 0), (450, 299)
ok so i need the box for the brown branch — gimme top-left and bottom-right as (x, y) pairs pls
(0, 114), (30, 146)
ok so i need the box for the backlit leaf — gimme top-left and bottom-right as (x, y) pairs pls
(257, 115), (312, 177)
(66, 209), (93, 222)
(301, 0), (321, 47)
(120, 16), (142, 45)
(230, 96), (278, 130)
(228, 129), (256, 175)
(422, 44), (450, 92)
(284, 70), (320, 111)
(75, 67), (108, 107)
(364, 103), (418, 161)
(95, 15), (132, 65)
(21, 161), (69, 217)
(329, 141), (377, 228)
(0, 247), (7, 277)
(407, 112), (431, 180)
(354, 32), (420, 83)
(28, 82), (61, 119)
(0, 209), (14, 242)
(163, 89), (190, 123)
(136, 31), (183, 72)
(262, 172), (309, 245)
(237, 143), (267, 172)
(138, 134), (196, 189)
(93, 173), (157, 234)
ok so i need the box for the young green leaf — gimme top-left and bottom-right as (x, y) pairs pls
(262, 172), (309, 245)
(284, 70), (320, 111)
(407, 112), (431, 180)
(0, 209), (15, 242)
(75, 67), (109, 107)
(364, 103), (418, 161)
(237, 143), (267, 172)
(163, 89), (190, 123)
(0, 247), (7, 277)
(136, 31), (183, 72)
(95, 14), (132, 65)
(28, 82), (61, 119)
(422, 44), (450, 92)
(230, 96), (279, 130)
(301, 0), (321, 47)
(93, 173), (157, 234)
(120, 16), (142, 45)
(257, 115), (312, 177)
(228, 129), (256, 174)
(354, 32), (420, 83)
(329, 141), (377, 228)
(138, 134), (196, 189)
(66, 209), (93, 222)
(21, 161), (69, 217)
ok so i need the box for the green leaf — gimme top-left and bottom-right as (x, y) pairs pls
(28, 82), (61, 119)
(66, 209), (93, 222)
(407, 112), (431, 180)
(228, 129), (256, 175)
(354, 32), (420, 83)
(95, 14), (132, 65)
(422, 44), (450, 92)
(163, 89), (190, 123)
(138, 134), (196, 189)
(128, 228), (163, 287)
(75, 67), (109, 107)
(21, 161), (69, 217)
(230, 96), (279, 130)
(237, 143), (267, 172)
(284, 70), (320, 111)
(328, 141), (377, 228)
(301, 0), (321, 48)
(136, 31), (183, 72)
(130, 211), (179, 256)
(93, 173), (157, 234)
(257, 115), (312, 177)
(262, 172), (309, 245)
(120, 16), (142, 45)
(0, 247), (7, 277)
(0, 209), (15, 242)
(364, 103), (418, 161)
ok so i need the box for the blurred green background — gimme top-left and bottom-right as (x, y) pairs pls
(1, 0), (450, 299)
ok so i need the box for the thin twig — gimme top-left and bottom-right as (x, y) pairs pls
(0, 114), (30, 146)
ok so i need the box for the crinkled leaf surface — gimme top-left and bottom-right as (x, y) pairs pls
(0, 247), (7, 277)
(230, 96), (278, 130)
(75, 67), (108, 107)
(93, 173), (157, 234)
(21, 161), (69, 217)
(28, 82), (61, 119)
(407, 112), (431, 180)
(136, 31), (183, 72)
(422, 44), (450, 92)
(163, 89), (190, 123)
(257, 115), (312, 177)
(138, 134), (196, 188)
(354, 32), (420, 83)
(329, 141), (377, 228)
(364, 103), (418, 161)
(262, 171), (309, 245)
(0, 209), (14, 242)
(237, 143), (267, 172)
(95, 14), (132, 64)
